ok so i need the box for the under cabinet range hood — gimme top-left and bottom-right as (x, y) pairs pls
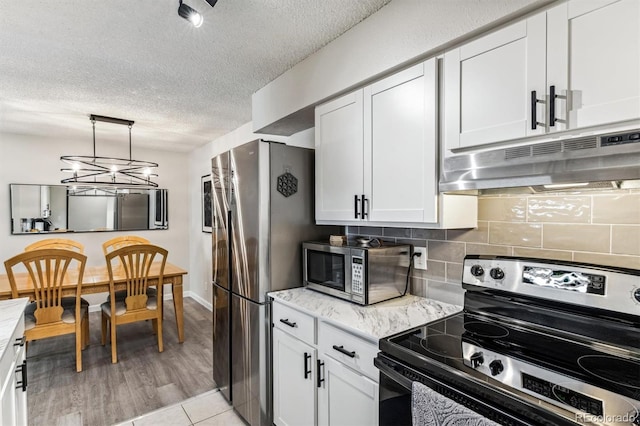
(439, 129), (640, 193)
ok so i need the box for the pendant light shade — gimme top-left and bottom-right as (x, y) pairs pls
(60, 115), (158, 188)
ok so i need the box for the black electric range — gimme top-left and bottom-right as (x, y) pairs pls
(376, 255), (640, 426)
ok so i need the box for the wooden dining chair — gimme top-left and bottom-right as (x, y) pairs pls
(101, 244), (168, 363)
(102, 235), (150, 256)
(25, 238), (85, 254)
(25, 238), (90, 343)
(4, 249), (89, 372)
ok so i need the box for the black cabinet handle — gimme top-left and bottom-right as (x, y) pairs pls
(279, 318), (297, 328)
(361, 195), (368, 219)
(332, 345), (356, 358)
(304, 352), (311, 379)
(354, 195), (360, 219)
(14, 336), (25, 347)
(549, 85), (557, 127)
(16, 360), (27, 392)
(317, 359), (325, 388)
(530, 90), (547, 130)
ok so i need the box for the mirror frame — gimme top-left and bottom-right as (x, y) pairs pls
(9, 184), (168, 235)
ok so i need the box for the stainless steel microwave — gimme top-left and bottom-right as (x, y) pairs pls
(302, 241), (411, 305)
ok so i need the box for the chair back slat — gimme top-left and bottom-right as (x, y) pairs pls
(5, 249), (86, 325)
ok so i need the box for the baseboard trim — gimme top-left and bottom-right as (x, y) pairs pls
(185, 291), (212, 311)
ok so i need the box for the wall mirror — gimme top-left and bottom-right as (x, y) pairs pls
(10, 184), (168, 234)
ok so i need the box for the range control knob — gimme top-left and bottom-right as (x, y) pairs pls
(470, 265), (485, 277)
(470, 352), (484, 368)
(634, 288), (640, 303)
(489, 360), (504, 376)
(490, 268), (505, 280)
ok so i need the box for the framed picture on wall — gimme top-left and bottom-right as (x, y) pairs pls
(201, 174), (213, 233)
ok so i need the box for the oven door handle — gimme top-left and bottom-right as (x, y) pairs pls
(374, 356), (413, 391)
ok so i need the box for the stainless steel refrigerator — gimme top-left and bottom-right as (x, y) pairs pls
(211, 140), (335, 425)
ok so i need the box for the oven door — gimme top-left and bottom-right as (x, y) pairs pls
(303, 243), (351, 296)
(375, 353), (537, 426)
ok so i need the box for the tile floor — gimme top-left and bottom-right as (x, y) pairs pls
(114, 389), (246, 426)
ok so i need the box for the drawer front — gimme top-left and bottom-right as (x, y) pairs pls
(272, 301), (316, 345)
(11, 312), (26, 359)
(318, 322), (379, 382)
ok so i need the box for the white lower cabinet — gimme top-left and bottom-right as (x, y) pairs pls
(273, 328), (317, 426)
(272, 300), (380, 426)
(317, 356), (378, 426)
(0, 309), (27, 426)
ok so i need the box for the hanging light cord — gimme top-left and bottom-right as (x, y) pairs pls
(92, 118), (97, 159)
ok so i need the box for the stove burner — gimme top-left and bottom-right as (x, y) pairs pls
(419, 334), (463, 359)
(463, 321), (509, 339)
(578, 355), (640, 389)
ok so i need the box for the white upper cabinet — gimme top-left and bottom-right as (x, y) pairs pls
(315, 59), (476, 228)
(444, 16), (546, 150)
(363, 62), (438, 223)
(315, 91), (364, 222)
(548, 0), (640, 131)
(445, 0), (640, 150)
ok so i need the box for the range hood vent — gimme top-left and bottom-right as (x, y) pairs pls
(440, 129), (640, 193)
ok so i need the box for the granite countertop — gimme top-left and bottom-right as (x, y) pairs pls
(269, 287), (461, 342)
(0, 298), (29, 360)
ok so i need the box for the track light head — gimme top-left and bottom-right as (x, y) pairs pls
(178, 1), (203, 27)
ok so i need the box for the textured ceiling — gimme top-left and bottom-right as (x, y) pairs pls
(0, 0), (391, 152)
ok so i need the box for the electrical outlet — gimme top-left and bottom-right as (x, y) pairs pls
(414, 247), (427, 270)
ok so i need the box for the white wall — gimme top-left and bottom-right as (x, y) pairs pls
(187, 123), (313, 308)
(252, 0), (550, 134)
(0, 132), (189, 306)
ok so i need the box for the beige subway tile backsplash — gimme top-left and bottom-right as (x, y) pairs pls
(511, 247), (573, 261)
(478, 197), (526, 222)
(348, 190), (640, 303)
(447, 221), (489, 243)
(592, 193), (640, 224)
(446, 262), (463, 283)
(542, 224), (610, 252)
(489, 222), (542, 247)
(573, 252), (640, 269)
(611, 225), (640, 256)
(422, 260), (446, 280)
(527, 196), (591, 223)
(466, 243), (512, 256)
(428, 240), (465, 262)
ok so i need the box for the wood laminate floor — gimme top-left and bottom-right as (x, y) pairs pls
(27, 297), (215, 426)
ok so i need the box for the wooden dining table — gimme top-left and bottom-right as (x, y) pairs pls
(0, 262), (188, 343)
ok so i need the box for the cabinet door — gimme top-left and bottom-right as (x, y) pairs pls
(363, 60), (438, 223)
(315, 90), (364, 221)
(273, 328), (316, 426)
(444, 15), (546, 150)
(548, 0), (640, 131)
(317, 356), (378, 426)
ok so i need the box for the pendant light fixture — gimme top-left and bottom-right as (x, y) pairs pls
(60, 114), (158, 187)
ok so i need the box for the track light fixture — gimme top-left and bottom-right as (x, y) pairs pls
(178, 0), (203, 27)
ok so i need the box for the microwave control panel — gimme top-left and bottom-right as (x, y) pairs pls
(352, 257), (364, 295)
